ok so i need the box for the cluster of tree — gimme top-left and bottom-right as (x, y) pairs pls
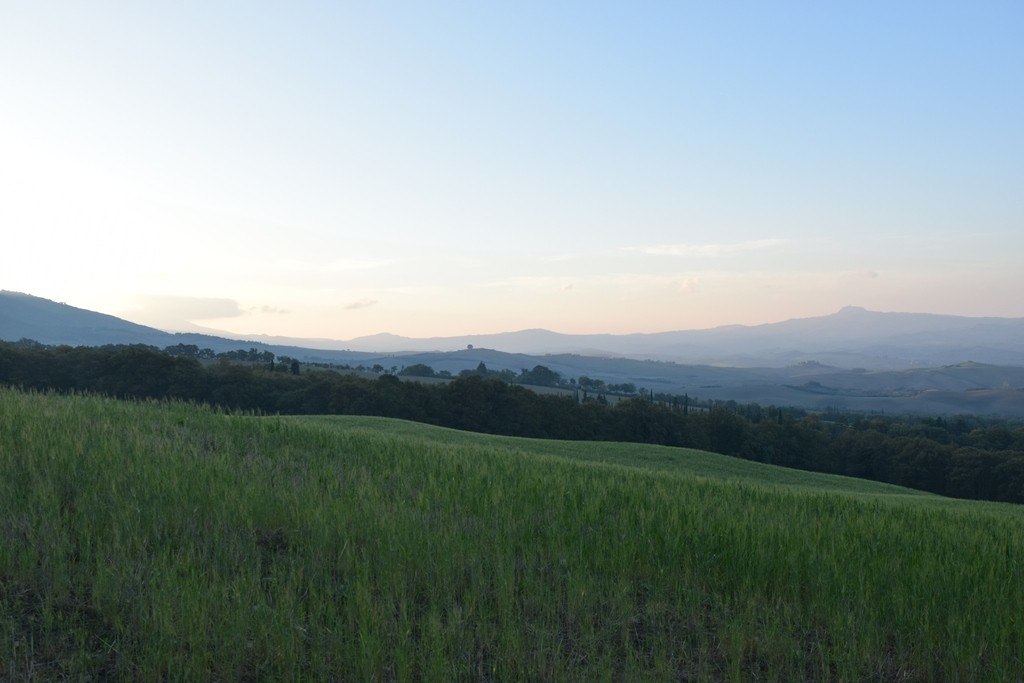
(164, 342), (302, 374)
(577, 375), (638, 395)
(2, 340), (1024, 504)
(377, 361), (651, 399)
(398, 363), (450, 378)
(399, 361), (568, 389)
(164, 342), (274, 362)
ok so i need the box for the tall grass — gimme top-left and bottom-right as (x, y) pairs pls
(2, 387), (1023, 680)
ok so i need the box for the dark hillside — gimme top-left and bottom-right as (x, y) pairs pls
(0, 290), (171, 347)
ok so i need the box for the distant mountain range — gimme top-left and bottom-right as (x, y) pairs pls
(248, 304), (1024, 369)
(3, 290), (1024, 416)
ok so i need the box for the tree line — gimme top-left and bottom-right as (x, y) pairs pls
(2, 340), (1024, 504)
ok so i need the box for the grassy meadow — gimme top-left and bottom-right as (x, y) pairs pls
(2, 387), (1023, 681)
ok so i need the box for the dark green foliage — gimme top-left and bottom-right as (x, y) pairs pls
(398, 363), (435, 377)
(514, 364), (561, 387)
(3, 340), (1024, 503)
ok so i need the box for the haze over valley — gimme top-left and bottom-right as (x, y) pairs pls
(4, 290), (1024, 417)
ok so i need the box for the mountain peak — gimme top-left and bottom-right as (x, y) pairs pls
(836, 305), (870, 316)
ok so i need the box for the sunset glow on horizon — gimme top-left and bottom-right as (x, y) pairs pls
(3, 3), (1022, 340)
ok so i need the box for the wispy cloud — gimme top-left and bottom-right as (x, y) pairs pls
(840, 269), (880, 281)
(623, 238), (786, 258)
(344, 298), (379, 310)
(474, 273), (708, 297)
(254, 305), (289, 314)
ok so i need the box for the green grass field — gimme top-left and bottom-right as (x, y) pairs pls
(2, 387), (1023, 681)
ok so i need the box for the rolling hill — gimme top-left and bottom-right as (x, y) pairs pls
(4, 290), (1024, 416)
(328, 305), (1024, 368)
(3, 388), (1023, 680)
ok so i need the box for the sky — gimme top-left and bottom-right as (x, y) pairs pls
(2, 2), (1022, 340)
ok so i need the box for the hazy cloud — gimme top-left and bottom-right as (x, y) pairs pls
(118, 295), (246, 332)
(624, 238), (786, 258)
(255, 305), (289, 314)
(134, 295), (243, 320)
(344, 298), (379, 310)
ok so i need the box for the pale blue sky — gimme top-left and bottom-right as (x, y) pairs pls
(2, 2), (1021, 338)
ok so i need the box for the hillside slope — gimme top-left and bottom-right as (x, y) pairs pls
(3, 388), (1022, 680)
(0, 290), (171, 347)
